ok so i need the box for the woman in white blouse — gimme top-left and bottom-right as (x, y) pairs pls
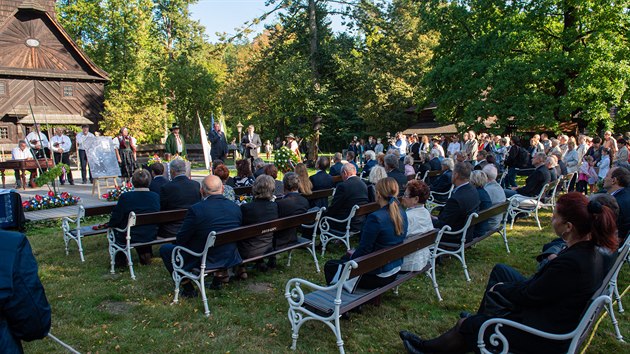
(401, 180), (434, 271)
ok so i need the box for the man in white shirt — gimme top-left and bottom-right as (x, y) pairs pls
(75, 124), (94, 184)
(51, 128), (74, 185)
(11, 140), (35, 188)
(25, 124), (49, 158)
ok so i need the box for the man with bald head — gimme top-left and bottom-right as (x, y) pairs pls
(160, 175), (242, 295)
(326, 163), (369, 232)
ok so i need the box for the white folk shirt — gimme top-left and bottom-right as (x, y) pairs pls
(25, 131), (49, 149)
(76, 132), (95, 150)
(175, 134), (183, 153)
(11, 146), (34, 160)
(51, 135), (72, 153)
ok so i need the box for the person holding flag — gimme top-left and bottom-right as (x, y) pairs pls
(208, 115), (228, 162)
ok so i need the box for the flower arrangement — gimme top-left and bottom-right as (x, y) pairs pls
(34, 163), (70, 187)
(102, 183), (134, 201)
(274, 146), (300, 173)
(146, 154), (162, 166)
(22, 190), (80, 211)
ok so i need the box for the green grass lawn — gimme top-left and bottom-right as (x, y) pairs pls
(22, 210), (629, 353)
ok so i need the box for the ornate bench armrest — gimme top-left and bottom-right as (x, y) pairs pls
(171, 245), (204, 271)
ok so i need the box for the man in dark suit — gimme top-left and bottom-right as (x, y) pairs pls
(208, 121), (228, 162)
(310, 156), (334, 208)
(109, 169), (160, 266)
(241, 124), (262, 169)
(159, 175), (242, 295)
(604, 166), (630, 239)
(432, 162), (480, 242)
(409, 134), (420, 161)
(159, 159), (201, 237)
(272, 172), (310, 267)
(429, 150), (442, 171)
(329, 152), (343, 177)
(505, 152), (550, 198)
(149, 162), (168, 194)
(327, 163), (369, 232)
(430, 158), (454, 195)
(384, 153), (407, 196)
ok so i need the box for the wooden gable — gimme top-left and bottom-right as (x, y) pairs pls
(0, 2), (108, 81)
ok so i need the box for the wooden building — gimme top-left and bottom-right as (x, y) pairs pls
(0, 0), (109, 152)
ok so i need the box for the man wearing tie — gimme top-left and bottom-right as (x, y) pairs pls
(51, 127), (74, 185)
(165, 123), (187, 157)
(241, 125), (261, 169)
(208, 121), (228, 162)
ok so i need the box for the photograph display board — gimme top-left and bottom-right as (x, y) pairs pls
(84, 136), (121, 178)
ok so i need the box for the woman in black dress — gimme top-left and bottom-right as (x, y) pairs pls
(114, 127), (136, 182)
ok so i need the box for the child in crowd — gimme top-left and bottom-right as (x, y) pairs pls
(265, 140), (272, 160)
(597, 148), (611, 181)
(577, 155), (598, 194)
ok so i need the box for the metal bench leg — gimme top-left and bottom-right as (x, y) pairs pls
(109, 244), (117, 275)
(76, 234), (85, 262)
(307, 244), (321, 273)
(509, 211), (516, 230)
(460, 251), (471, 282)
(429, 257), (443, 301)
(126, 248), (136, 280)
(611, 276), (624, 313)
(320, 235), (328, 257)
(199, 275), (210, 317)
(334, 317), (345, 354)
(288, 308), (304, 350)
(535, 208), (542, 230)
(287, 250), (293, 267)
(607, 301), (624, 342)
(172, 273), (181, 305)
(501, 228), (510, 254)
(62, 231), (71, 256)
(343, 234), (351, 252)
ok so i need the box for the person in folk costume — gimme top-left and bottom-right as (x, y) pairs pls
(286, 133), (302, 163)
(165, 123), (187, 158)
(114, 127), (137, 182)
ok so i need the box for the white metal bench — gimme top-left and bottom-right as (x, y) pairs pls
(507, 183), (550, 230)
(285, 230), (437, 354)
(426, 184), (454, 212)
(61, 204), (114, 262)
(429, 202), (510, 301)
(318, 202), (379, 256)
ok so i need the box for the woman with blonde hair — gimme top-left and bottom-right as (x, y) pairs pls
(327, 177), (408, 289)
(294, 163), (313, 196)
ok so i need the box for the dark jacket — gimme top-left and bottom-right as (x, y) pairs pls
(492, 241), (606, 353)
(613, 188), (630, 239)
(149, 175), (168, 194)
(109, 189), (160, 244)
(472, 187), (493, 238)
(310, 170), (334, 208)
(363, 159), (377, 176)
(387, 168), (407, 196)
(433, 183), (480, 242)
(275, 192), (310, 247)
(429, 157), (442, 171)
(329, 162), (343, 177)
(0, 231), (51, 353)
(348, 205), (408, 275)
(327, 176), (369, 232)
(430, 170), (452, 194)
(174, 195), (242, 269)
(239, 199), (279, 258)
(241, 133), (262, 159)
(516, 165), (551, 197)
(159, 175), (202, 237)
(208, 129), (228, 161)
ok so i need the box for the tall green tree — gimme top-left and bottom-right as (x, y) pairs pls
(419, 0), (630, 133)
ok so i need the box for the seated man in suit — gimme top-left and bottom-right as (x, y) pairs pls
(504, 152), (550, 198)
(430, 158), (454, 202)
(362, 150), (377, 177)
(329, 152), (344, 177)
(159, 175), (242, 295)
(432, 162), (480, 242)
(270, 172), (311, 268)
(310, 156), (334, 208)
(159, 159), (201, 238)
(326, 163), (369, 232)
(603, 166), (630, 240)
(148, 162), (168, 194)
(384, 153), (407, 195)
(252, 158), (266, 178)
(429, 150), (442, 171)
(108, 169), (160, 266)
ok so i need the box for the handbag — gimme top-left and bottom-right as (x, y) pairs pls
(481, 291), (516, 318)
(324, 259), (361, 293)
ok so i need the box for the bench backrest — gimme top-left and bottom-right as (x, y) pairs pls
(354, 202), (380, 217)
(426, 170), (442, 178)
(303, 188), (334, 201)
(129, 209), (189, 227)
(470, 201), (509, 226)
(84, 204), (115, 217)
(332, 175), (343, 184)
(349, 229), (438, 278)
(211, 210), (321, 247)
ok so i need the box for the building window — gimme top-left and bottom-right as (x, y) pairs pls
(0, 127), (8, 139)
(63, 85), (74, 97)
(0, 82), (6, 96)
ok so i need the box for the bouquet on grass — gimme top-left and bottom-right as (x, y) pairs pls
(22, 191), (80, 211)
(274, 146), (300, 173)
(102, 182), (134, 201)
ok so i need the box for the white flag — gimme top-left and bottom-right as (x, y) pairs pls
(198, 116), (212, 170)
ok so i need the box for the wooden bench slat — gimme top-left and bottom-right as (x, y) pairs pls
(84, 205), (115, 217)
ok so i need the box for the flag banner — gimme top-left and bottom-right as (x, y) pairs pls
(198, 115), (212, 170)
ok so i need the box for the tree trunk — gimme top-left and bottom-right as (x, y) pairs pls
(308, 0), (320, 162)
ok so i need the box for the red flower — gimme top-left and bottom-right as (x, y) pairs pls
(61, 192), (69, 199)
(102, 194), (109, 199)
(126, 182), (132, 188)
(35, 195), (42, 201)
(47, 191), (55, 197)
(22, 201), (29, 207)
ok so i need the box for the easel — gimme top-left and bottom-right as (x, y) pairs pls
(92, 176), (119, 199)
